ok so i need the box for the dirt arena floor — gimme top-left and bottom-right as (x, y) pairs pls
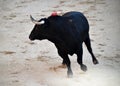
(0, 0), (120, 86)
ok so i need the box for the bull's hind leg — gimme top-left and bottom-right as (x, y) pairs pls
(77, 45), (87, 72)
(58, 50), (73, 78)
(84, 35), (99, 64)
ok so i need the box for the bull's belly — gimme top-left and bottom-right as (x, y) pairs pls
(68, 51), (75, 56)
(65, 45), (78, 56)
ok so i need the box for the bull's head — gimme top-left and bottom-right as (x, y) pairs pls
(29, 12), (63, 41)
(29, 15), (50, 41)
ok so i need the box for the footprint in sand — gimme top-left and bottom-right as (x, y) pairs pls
(24, 41), (35, 45)
(10, 71), (20, 78)
(98, 43), (106, 46)
(0, 51), (16, 55)
(49, 64), (66, 72)
(37, 56), (49, 62)
(59, 0), (66, 4)
(12, 80), (19, 83)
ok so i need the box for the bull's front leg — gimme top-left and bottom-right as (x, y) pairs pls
(76, 45), (87, 72)
(58, 50), (73, 78)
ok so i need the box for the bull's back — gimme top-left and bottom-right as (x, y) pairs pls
(63, 11), (89, 35)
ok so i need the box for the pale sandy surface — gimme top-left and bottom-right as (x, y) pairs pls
(0, 0), (120, 86)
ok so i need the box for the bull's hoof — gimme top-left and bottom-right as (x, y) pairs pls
(67, 71), (73, 78)
(93, 59), (99, 65)
(81, 64), (87, 72)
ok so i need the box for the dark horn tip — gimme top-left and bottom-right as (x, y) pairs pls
(30, 15), (32, 19)
(30, 15), (34, 22)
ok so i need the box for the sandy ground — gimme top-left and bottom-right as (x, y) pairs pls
(0, 0), (120, 86)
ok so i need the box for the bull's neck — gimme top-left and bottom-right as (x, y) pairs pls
(47, 36), (63, 44)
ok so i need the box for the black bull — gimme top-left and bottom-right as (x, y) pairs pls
(29, 11), (99, 77)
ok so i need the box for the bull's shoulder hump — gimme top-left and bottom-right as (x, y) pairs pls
(62, 11), (84, 17)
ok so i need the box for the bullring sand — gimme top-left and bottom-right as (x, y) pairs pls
(0, 0), (120, 86)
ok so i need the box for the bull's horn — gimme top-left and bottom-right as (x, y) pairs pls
(30, 15), (45, 25)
